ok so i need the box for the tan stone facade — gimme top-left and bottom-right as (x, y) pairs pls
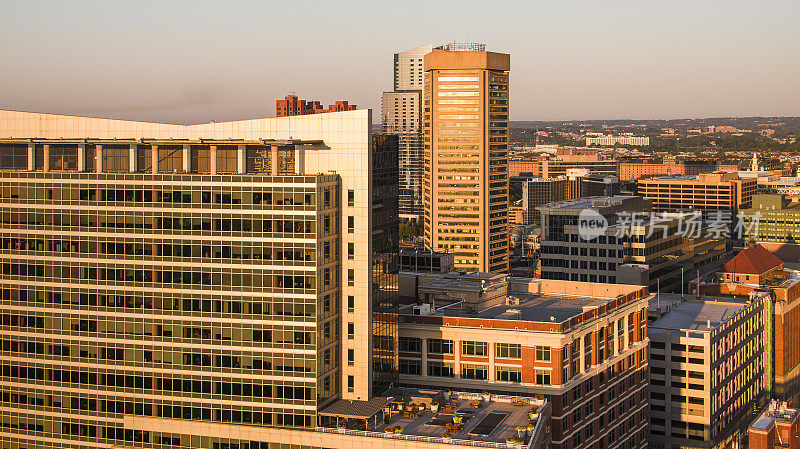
(423, 50), (509, 273)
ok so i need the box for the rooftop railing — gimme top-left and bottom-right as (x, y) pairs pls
(316, 395), (549, 449)
(315, 426), (514, 448)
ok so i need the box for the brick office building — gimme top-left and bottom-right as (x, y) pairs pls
(397, 274), (652, 449)
(749, 403), (800, 449)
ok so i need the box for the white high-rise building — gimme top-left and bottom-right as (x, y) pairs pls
(381, 44), (442, 219)
(393, 44), (436, 91)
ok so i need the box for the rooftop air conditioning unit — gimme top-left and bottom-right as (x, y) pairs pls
(413, 304), (432, 316)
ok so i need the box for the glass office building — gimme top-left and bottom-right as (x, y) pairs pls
(0, 109), (398, 449)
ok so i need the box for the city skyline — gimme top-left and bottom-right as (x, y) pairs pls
(1, 1), (799, 123)
(2, 2), (800, 449)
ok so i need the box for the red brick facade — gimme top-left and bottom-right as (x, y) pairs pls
(749, 410), (800, 449)
(276, 95), (357, 117)
(398, 284), (650, 449)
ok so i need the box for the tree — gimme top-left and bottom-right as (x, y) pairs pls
(399, 220), (423, 242)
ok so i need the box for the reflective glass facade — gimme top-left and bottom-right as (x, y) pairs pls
(0, 107), (399, 449)
(0, 170), (341, 447)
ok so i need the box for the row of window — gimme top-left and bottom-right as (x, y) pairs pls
(399, 338), (551, 360)
(2, 214), (326, 235)
(2, 365), (314, 400)
(2, 290), (318, 318)
(1, 263), (318, 289)
(399, 360), (551, 385)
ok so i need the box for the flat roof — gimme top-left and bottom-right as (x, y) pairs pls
(538, 195), (639, 210)
(418, 272), (507, 293)
(650, 299), (747, 331)
(439, 293), (606, 324)
(750, 408), (798, 431)
(319, 397), (391, 419)
(378, 394), (541, 444)
(0, 138), (322, 146)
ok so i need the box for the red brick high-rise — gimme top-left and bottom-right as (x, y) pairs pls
(276, 94), (357, 117)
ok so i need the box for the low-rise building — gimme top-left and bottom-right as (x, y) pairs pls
(757, 177), (800, 196)
(538, 196), (697, 292)
(398, 275), (652, 449)
(619, 160), (720, 181)
(638, 172), (757, 215)
(509, 157), (542, 177)
(519, 172), (620, 226)
(748, 402), (800, 449)
(648, 297), (769, 449)
(719, 244), (784, 286)
(585, 135), (650, 147)
(522, 177), (568, 225)
(740, 194), (800, 249)
(539, 159), (619, 179)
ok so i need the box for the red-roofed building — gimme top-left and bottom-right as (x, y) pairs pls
(698, 244), (800, 402)
(720, 244), (783, 284)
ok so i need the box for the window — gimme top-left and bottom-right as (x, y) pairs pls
(347, 349), (354, 366)
(400, 359), (421, 375)
(347, 375), (354, 392)
(428, 339), (453, 354)
(347, 323), (354, 339)
(535, 370), (551, 386)
(496, 343), (521, 359)
(347, 216), (354, 233)
(585, 399), (595, 416)
(0, 146), (28, 169)
(462, 341), (488, 356)
(323, 295), (331, 312)
(348, 243), (354, 260)
(347, 190), (355, 207)
(428, 361), (454, 377)
(399, 337), (422, 353)
(461, 364), (488, 380)
(535, 346), (551, 361)
(496, 366), (521, 382)
(348, 269), (355, 286)
(158, 147), (183, 173)
(347, 295), (355, 312)
(437, 76), (479, 82)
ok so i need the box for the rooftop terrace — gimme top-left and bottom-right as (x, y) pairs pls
(319, 390), (549, 448)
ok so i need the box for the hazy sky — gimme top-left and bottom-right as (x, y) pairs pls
(1, 0), (798, 123)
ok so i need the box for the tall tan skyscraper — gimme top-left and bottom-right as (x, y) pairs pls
(423, 44), (510, 273)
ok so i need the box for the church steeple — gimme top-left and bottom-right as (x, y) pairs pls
(750, 152), (759, 172)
